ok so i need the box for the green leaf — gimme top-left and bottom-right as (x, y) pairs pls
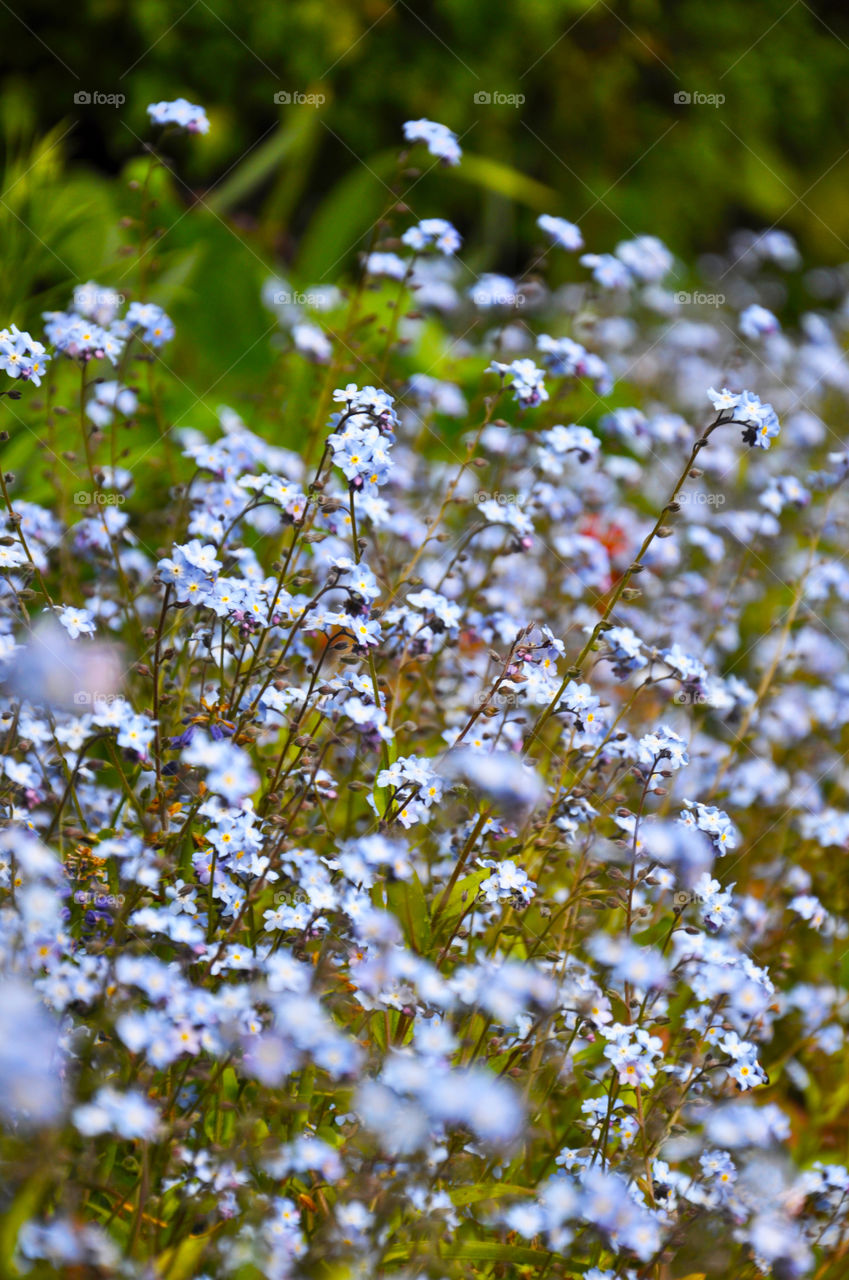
(0, 1173), (49, 1272)
(438, 868), (488, 923)
(386, 873), (432, 952)
(442, 1241), (552, 1264)
(452, 153), (558, 210)
(205, 111), (323, 216)
(294, 151), (400, 283)
(370, 1010), (389, 1053)
(448, 1182), (534, 1206)
(154, 1233), (212, 1279)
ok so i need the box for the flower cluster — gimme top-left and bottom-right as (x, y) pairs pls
(0, 325), (50, 386)
(401, 217), (462, 255)
(402, 117), (462, 165)
(146, 97), (210, 133)
(43, 289), (174, 368)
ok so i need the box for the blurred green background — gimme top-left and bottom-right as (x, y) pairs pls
(0, 0), (848, 423)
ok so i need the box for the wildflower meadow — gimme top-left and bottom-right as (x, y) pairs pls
(4, 63), (849, 1280)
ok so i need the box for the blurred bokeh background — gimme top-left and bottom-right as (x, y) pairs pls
(1, 0), (848, 419)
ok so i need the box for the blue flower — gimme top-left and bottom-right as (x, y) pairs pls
(401, 218), (462, 255)
(538, 213), (583, 250)
(147, 98), (210, 134)
(402, 118), (461, 165)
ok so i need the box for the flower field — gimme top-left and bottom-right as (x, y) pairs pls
(2, 103), (849, 1280)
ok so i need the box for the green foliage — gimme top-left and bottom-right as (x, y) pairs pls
(4, 0), (849, 279)
(2, 0), (848, 460)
